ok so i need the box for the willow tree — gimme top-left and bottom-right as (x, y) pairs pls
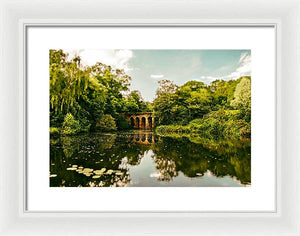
(50, 50), (90, 113)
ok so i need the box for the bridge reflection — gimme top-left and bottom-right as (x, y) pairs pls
(129, 131), (158, 145)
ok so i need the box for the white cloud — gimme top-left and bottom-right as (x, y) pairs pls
(200, 52), (251, 84)
(198, 76), (216, 84)
(229, 52), (251, 79)
(64, 49), (133, 71)
(150, 74), (164, 79)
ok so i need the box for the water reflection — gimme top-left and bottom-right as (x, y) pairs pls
(50, 130), (251, 187)
(130, 130), (157, 145)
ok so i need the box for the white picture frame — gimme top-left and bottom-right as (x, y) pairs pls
(26, 26), (274, 212)
(0, 0), (299, 235)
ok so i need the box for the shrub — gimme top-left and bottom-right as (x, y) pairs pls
(156, 109), (250, 139)
(116, 116), (131, 130)
(156, 124), (191, 134)
(61, 113), (81, 136)
(95, 114), (117, 131)
(50, 127), (60, 136)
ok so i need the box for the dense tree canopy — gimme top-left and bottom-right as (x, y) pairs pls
(153, 77), (250, 125)
(50, 50), (150, 134)
(154, 77), (251, 139)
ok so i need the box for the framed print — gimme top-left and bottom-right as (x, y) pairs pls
(0, 0), (300, 235)
(26, 26), (275, 212)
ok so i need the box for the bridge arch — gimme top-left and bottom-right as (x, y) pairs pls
(126, 112), (155, 129)
(135, 117), (140, 128)
(148, 117), (153, 128)
(141, 117), (146, 128)
(130, 117), (134, 127)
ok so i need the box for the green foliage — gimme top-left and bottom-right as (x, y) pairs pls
(156, 109), (251, 139)
(154, 80), (214, 125)
(116, 116), (132, 130)
(61, 113), (81, 136)
(154, 76), (251, 139)
(156, 124), (191, 134)
(231, 77), (251, 122)
(123, 90), (150, 113)
(50, 127), (60, 136)
(231, 77), (251, 109)
(50, 50), (89, 113)
(50, 49), (251, 139)
(153, 80), (181, 124)
(190, 110), (250, 139)
(50, 50), (148, 134)
(95, 114), (117, 131)
(209, 79), (240, 109)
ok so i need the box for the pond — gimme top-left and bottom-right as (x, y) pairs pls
(50, 130), (251, 187)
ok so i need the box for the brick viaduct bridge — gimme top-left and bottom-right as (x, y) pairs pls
(126, 112), (155, 129)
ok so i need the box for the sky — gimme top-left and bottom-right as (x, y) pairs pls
(64, 49), (251, 102)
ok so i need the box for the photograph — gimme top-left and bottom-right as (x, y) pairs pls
(2, 0), (293, 232)
(49, 49), (251, 187)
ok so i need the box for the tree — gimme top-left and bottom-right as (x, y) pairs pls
(154, 80), (213, 125)
(179, 81), (212, 120)
(50, 50), (89, 113)
(231, 77), (251, 109)
(124, 90), (149, 112)
(78, 76), (107, 129)
(231, 77), (251, 122)
(49, 50), (137, 133)
(156, 80), (178, 96)
(61, 113), (81, 135)
(95, 114), (117, 131)
(154, 80), (179, 125)
(209, 79), (239, 109)
(186, 89), (212, 119)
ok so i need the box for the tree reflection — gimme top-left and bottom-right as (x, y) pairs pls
(151, 135), (251, 185)
(50, 132), (148, 187)
(153, 157), (178, 181)
(50, 131), (251, 187)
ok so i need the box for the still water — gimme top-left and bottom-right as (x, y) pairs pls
(50, 130), (251, 187)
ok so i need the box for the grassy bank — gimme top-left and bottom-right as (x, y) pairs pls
(156, 110), (250, 140)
